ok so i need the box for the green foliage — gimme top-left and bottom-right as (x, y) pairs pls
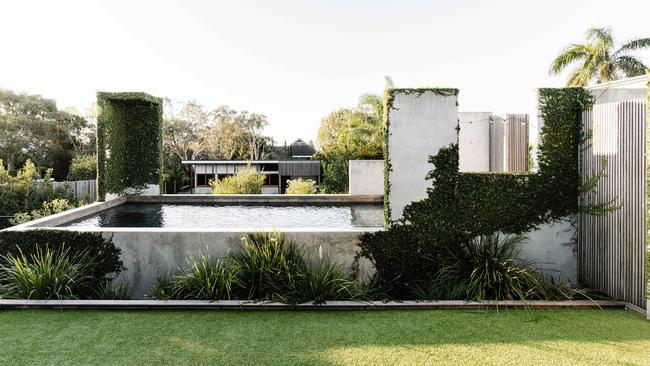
(0, 88), (89, 180)
(361, 87), (598, 298)
(67, 154), (96, 181)
(286, 178), (317, 194)
(94, 281), (129, 300)
(415, 234), (574, 301)
(0, 230), (123, 288)
(151, 254), (239, 301)
(549, 27), (650, 86)
(10, 198), (82, 226)
(232, 231), (306, 302)
(316, 151), (354, 193)
(298, 257), (361, 304)
(96, 92), (163, 200)
(152, 231), (362, 304)
(209, 166), (266, 194)
(0, 160), (73, 229)
(0, 246), (94, 300)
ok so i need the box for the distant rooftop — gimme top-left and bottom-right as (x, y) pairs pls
(589, 74), (650, 90)
(290, 138), (317, 157)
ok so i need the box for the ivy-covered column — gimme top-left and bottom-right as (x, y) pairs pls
(96, 92), (163, 201)
(383, 88), (459, 224)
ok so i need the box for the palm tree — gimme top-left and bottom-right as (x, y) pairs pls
(549, 27), (650, 86)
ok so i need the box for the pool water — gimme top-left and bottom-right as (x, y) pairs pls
(62, 203), (384, 229)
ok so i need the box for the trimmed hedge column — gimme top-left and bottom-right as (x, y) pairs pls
(384, 88), (459, 223)
(96, 92), (163, 201)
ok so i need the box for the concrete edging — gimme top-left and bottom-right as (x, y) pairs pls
(0, 299), (631, 311)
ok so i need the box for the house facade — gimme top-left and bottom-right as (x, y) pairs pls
(182, 139), (320, 194)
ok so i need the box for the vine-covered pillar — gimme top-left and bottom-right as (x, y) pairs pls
(383, 88), (459, 224)
(96, 92), (163, 201)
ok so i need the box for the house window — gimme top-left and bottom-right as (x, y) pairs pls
(196, 174), (212, 186)
(264, 173), (279, 185)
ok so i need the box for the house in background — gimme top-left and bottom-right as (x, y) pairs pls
(182, 139), (320, 194)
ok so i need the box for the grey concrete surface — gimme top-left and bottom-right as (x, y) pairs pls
(387, 90), (458, 220)
(459, 112), (492, 172)
(519, 217), (577, 284)
(349, 160), (384, 196)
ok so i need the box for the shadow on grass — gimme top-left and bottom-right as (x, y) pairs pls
(0, 308), (648, 365)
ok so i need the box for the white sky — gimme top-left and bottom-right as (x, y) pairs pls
(1, 0), (649, 144)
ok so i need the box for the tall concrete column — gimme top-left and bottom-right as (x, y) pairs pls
(386, 89), (459, 221)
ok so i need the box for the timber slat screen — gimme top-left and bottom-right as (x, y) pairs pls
(579, 95), (646, 308)
(489, 114), (529, 172)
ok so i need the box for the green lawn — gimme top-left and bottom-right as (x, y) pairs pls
(0, 308), (648, 365)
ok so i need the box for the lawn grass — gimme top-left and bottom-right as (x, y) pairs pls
(0, 308), (648, 365)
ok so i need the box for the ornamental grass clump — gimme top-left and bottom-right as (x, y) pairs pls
(151, 254), (240, 300)
(0, 246), (95, 300)
(299, 256), (361, 304)
(232, 231), (306, 302)
(413, 233), (574, 301)
(285, 178), (318, 194)
(210, 165), (266, 194)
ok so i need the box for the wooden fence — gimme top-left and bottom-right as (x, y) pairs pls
(52, 179), (97, 202)
(579, 92), (647, 308)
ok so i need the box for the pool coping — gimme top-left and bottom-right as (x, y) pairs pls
(0, 299), (636, 312)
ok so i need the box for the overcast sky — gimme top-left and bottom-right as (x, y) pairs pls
(1, 0), (649, 144)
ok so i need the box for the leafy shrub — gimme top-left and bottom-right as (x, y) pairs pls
(232, 231), (306, 302)
(414, 234), (571, 301)
(316, 151), (353, 193)
(0, 160), (73, 229)
(151, 254), (239, 300)
(0, 246), (94, 300)
(210, 166), (265, 194)
(67, 154), (97, 181)
(10, 198), (82, 225)
(0, 230), (123, 289)
(285, 178), (317, 194)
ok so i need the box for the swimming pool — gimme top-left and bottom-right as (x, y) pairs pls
(62, 203), (384, 229)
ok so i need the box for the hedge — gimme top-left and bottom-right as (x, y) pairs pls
(96, 92), (163, 201)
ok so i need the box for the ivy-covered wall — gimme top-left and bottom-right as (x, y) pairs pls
(360, 87), (593, 296)
(96, 92), (163, 201)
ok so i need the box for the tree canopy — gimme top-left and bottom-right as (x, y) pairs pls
(549, 27), (650, 86)
(0, 89), (89, 180)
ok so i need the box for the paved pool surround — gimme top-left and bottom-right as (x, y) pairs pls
(6, 195), (382, 299)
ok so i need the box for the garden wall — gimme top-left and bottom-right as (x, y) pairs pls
(459, 112), (491, 172)
(386, 89), (458, 221)
(349, 160), (384, 196)
(93, 228), (377, 298)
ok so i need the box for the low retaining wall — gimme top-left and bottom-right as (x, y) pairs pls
(36, 227), (377, 299)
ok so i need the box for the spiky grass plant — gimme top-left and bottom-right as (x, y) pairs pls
(415, 233), (574, 301)
(0, 246), (94, 300)
(232, 231), (306, 302)
(299, 256), (361, 304)
(94, 281), (129, 300)
(150, 254), (239, 300)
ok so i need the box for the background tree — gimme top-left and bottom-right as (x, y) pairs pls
(549, 27), (650, 86)
(0, 88), (88, 180)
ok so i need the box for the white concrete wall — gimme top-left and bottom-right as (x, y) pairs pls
(459, 112), (491, 172)
(349, 160), (384, 196)
(519, 217), (577, 285)
(387, 90), (458, 220)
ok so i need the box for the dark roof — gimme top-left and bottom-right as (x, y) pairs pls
(289, 139), (316, 157)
